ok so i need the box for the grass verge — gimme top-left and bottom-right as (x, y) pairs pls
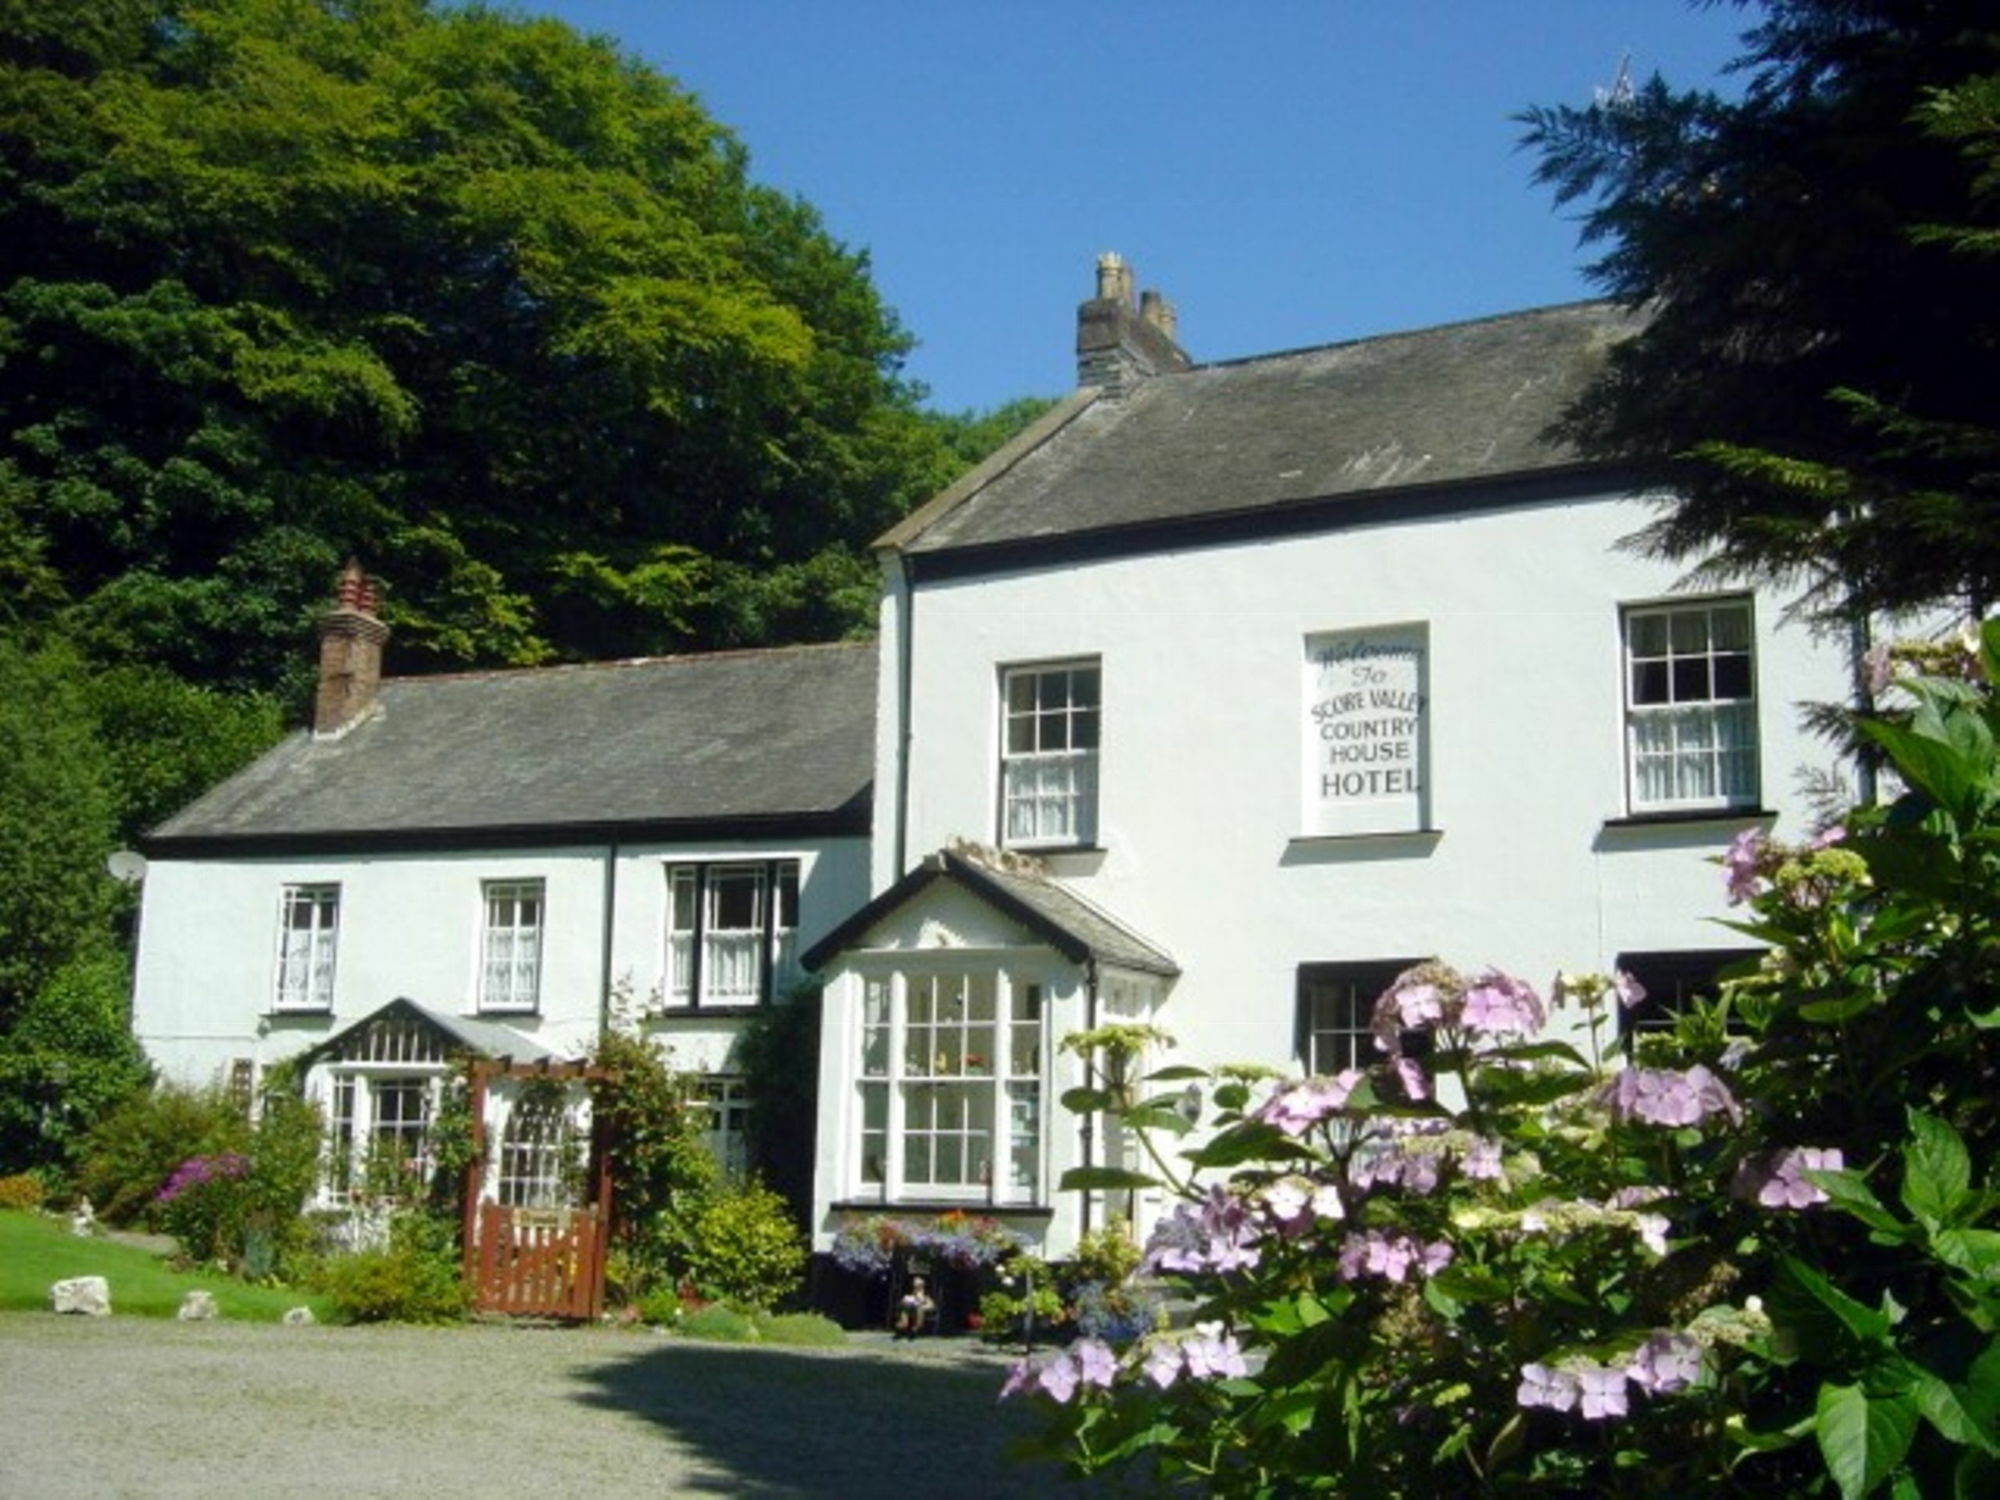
(0, 1210), (334, 1323)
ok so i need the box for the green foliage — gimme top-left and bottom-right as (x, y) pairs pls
(0, 638), (117, 1031)
(1520, 1), (2000, 619)
(757, 1310), (848, 1347)
(587, 1017), (715, 1288)
(0, 946), (150, 1174)
(659, 1179), (807, 1312)
(735, 981), (820, 1225)
(0, 0), (1041, 682)
(306, 1210), (466, 1325)
(0, 1173), (44, 1210)
(673, 1302), (760, 1343)
(81, 663), (282, 843)
(75, 1081), (247, 1226)
(1008, 621), (2000, 1496)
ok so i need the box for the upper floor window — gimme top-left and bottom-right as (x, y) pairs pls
(665, 860), (800, 1007)
(1624, 600), (1758, 812)
(1000, 660), (1100, 848)
(480, 880), (544, 1013)
(274, 883), (339, 1012)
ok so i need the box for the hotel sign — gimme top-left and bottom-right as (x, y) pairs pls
(1303, 624), (1429, 837)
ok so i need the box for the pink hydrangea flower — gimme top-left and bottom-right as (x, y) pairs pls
(1035, 1353), (1080, 1403)
(1723, 827), (1769, 905)
(1732, 1147), (1843, 1208)
(1072, 1338), (1118, 1390)
(1577, 1363), (1630, 1420)
(1395, 1055), (1429, 1101)
(1142, 1340), (1184, 1389)
(1256, 1071), (1361, 1136)
(1460, 1137), (1504, 1180)
(1181, 1323), (1248, 1381)
(1517, 1362), (1580, 1412)
(1613, 969), (1646, 1009)
(1460, 970), (1546, 1036)
(1599, 1064), (1741, 1128)
(1627, 1331), (1702, 1395)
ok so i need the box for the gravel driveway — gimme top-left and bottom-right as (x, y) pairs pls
(0, 1314), (1100, 1498)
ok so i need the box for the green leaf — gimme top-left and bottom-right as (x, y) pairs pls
(1060, 1086), (1115, 1115)
(1183, 1122), (1310, 1169)
(1857, 718), (1979, 822)
(1119, 1103), (1194, 1136)
(1778, 1255), (1893, 1347)
(1141, 1065), (1209, 1083)
(1902, 1109), (1972, 1232)
(1056, 1165), (1162, 1192)
(1814, 1170), (1910, 1238)
(1907, 1363), (2000, 1453)
(1931, 1229), (2000, 1280)
(1802, 993), (1880, 1022)
(1816, 1382), (1918, 1500)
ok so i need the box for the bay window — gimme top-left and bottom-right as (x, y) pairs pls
(856, 966), (1046, 1202)
(664, 860), (800, 1007)
(1624, 600), (1759, 812)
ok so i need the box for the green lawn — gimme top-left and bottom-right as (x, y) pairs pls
(0, 1210), (334, 1322)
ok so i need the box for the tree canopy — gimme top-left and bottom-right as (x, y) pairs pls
(0, 0), (1017, 691)
(1521, 0), (2000, 623)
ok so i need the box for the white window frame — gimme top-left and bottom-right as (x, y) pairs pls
(854, 961), (1047, 1205)
(479, 879), (545, 1014)
(699, 1075), (752, 1181)
(495, 1093), (575, 1209)
(274, 883), (340, 1012)
(663, 860), (800, 1008)
(323, 1070), (437, 1201)
(1623, 599), (1759, 813)
(1000, 660), (1101, 849)
(1297, 960), (1424, 1075)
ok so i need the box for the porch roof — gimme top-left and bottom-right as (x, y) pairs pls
(293, 997), (560, 1071)
(801, 846), (1179, 977)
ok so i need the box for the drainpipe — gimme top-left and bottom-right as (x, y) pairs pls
(1078, 957), (1099, 1238)
(1848, 609), (1878, 806)
(891, 551), (916, 882)
(597, 841), (620, 1042)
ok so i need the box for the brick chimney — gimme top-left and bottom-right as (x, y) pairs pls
(313, 560), (389, 736)
(1076, 252), (1191, 396)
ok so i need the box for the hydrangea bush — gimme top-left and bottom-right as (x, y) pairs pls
(1007, 623), (2000, 1498)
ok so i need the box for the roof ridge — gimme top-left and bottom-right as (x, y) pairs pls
(382, 637), (875, 688)
(1185, 297), (1624, 378)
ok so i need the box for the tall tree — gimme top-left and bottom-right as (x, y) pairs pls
(1520, 1), (2000, 623)
(0, 0), (975, 690)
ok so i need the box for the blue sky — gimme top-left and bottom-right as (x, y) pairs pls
(526, 1), (1747, 414)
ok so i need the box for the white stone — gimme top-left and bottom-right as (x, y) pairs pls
(177, 1290), (218, 1321)
(50, 1276), (111, 1316)
(282, 1306), (316, 1326)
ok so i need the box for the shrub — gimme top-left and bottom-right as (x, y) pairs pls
(0, 1173), (44, 1210)
(154, 1152), (253, 1264)
(675, 1302), (760, 1343)
(77, 1082), (247, 1225)
(758, 1311), (847, 1347)
(309, 1211), (466, 1324)
(660, 1179), (806, 1311)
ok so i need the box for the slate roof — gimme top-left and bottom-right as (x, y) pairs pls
(802, 847), (1179, 977)
(885, 300), (1636, 557)
(146, 640), (875, 852)
(293, 998), (558, 1070)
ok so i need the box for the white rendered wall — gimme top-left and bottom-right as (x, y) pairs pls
(133, 835), (869, 1087)
(884, 489), (1855, 1085)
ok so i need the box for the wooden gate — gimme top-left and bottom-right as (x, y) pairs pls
(461, 1060), (613, 1321)
(472, 1202), (607, 1319)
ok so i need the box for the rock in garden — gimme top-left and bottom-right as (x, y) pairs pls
(177, 1291), (218, 1321)
(50, 1277), (111, 1316)
(283, 1306), (315, 1327)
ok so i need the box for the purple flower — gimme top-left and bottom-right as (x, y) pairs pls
(1613, 969), (1646, 1009)
(1256, 1071), (1361, 1136)
(1181, 1324), (1248, 1381)
(1142, 1340), (1184, 1389)
(1599, 1064), (1741, 1128)
(1073, 1338), (1118, 1389)
(1517, 1363), (1579, 1413)
(1394, 1055), (1429, 1102)
(1627, 1332), (1702, 1395)
(1035, 1353), (1080, 1404)
(1140, 1187), (1262, 1275)
(1723, 827), (1769, 905)
(1732, 1147), (1843, 1209)
(999, 1359), (1035, 1401)
(1577, 1363), (1630, 1420)
(1337, 1230), (1451, 1283)
(1460, 1137), (1504, 1180)
(1461, 970), (1546, 1036)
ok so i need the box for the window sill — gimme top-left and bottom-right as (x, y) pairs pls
(1602, 807), (1774, 830)
(1288, 828), (1442, 847)
(472, 1007), (540, 1020)
(1001, 842), (1103, 857)
(263, 1006), (333, 1020)
(649, 1002), (765, 1019)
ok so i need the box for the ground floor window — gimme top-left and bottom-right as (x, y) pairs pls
(324, 1072), (438, 1199)
(1615, 949), (1764, 1048)
(856, 966), (1046, 1202)
(699, 1076), (751, 1180)
(1296, 960), (1425, 1075)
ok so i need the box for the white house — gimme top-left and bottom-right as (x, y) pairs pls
(131, 573), (874, 1197)
(802, 256), (1859, 1261)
